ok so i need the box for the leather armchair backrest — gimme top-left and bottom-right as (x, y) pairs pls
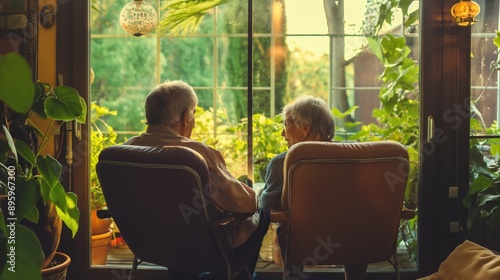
(281, 141), (410, 266)
(96, 145), (230, 273)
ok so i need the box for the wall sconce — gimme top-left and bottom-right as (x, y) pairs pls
(451, 0), (480, 26)
(119, 0), (158, 37)
(40, 5), (56, 29)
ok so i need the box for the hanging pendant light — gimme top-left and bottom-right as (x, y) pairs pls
(119, 0), (158, 37)
(451, 0), (480, 26)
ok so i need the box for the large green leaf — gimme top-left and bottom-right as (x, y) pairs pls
(158, 0), (231, 35)
(14, 140), (35, 167)
(44, 86), (85, 121)
(405, 10), (419, 29)
(0, 53), (35, 113)
(1, 126), (17, 164)
(50, 183), (79, 237)
(494, 31), (500, 49)
(367, 37), (383, 62)
(14, 177), (40, 222)
(40, 179), (51, 204)
(477, 193), (500, 208)
(332, 106), (359, 119)
(0, 224), (44, 280)
(469, 173), (493, 193)
(23, 205), (39, 224)
(35, 155), (62, 190)
(30, 82), (47, 119)
(76, 96), (88, 124)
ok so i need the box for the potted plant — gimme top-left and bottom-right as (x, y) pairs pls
(0, 52), (86, 279)
(89, 102), (118, 264)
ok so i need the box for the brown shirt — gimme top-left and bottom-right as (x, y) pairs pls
(124, 125), (259, 247)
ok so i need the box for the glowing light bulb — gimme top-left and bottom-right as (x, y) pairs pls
(451, 0), (480, 26)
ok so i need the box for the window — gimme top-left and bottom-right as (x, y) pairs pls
(90, 0), (420, 273)
(469, 0), (500, 253)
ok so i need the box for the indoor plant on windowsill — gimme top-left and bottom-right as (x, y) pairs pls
(90, 102), (119, 264)
(0, 52), (85, 280)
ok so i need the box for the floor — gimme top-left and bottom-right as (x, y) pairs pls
(105, 244), (414, 273)
(106, 245), (285, 270)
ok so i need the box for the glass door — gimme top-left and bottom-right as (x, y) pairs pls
(65, 0), (476, 279)
(469, 0), (500, 254)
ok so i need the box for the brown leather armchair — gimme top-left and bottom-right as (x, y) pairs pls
(271, 140), (414, 280)
(96, 145), (254, 280)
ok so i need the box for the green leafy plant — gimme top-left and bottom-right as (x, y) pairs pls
(465, 30), (500, 250)
(192, 106), (231, 147)
(158, 0), (232, 35)
(191, 106), (286, 183)
(90, 102), (119, 210)
(467, 132), (500, 251)
(0, 52), (86, 279)
(221, 113), (287, 183)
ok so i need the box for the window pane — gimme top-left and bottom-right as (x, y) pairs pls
(253, 89), (272, 116)
(469, 0), (500, 258)
(470, 0), (499, 135)
(160, 37), (215, 86)
(91, 0), (131, 35)
(286, 0), (328, 34)
(218, 36), (248, 87)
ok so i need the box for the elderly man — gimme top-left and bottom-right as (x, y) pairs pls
(125, 80), (269, 280)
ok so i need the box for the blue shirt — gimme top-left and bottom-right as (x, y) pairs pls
(259, 151), (287, 209)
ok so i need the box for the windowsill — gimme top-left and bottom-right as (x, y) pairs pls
(103, 245), (416, 272)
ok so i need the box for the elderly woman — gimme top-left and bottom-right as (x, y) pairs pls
(259, 95), (336, 209)
(259, 95), (368, 280)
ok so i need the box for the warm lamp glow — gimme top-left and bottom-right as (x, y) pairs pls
(451, 0), (480, 26)
(119, 0), (158, 37)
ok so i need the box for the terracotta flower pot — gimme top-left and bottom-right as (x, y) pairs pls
(41, 252), (71, 280)
(92, 228), (113, 265)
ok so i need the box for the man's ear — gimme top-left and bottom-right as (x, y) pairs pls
(180, 110), (189, 126)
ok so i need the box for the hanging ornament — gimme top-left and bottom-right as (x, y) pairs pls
(119, 0), (158, 37)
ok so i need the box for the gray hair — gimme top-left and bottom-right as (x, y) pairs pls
(145, 80), (198, 126)
(282, 95), (335, 140)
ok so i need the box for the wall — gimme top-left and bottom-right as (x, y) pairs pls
(34, 0), (59, 156)
(38, 0), (57, 85)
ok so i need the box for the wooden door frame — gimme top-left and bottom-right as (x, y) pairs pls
(419, 0), (471, 276)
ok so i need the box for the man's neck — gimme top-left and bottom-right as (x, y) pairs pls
(146, 124), (182, 136)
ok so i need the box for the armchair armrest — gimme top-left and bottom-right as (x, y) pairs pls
(401, 208), (416, 220)
(270, 209), (288, 223)
(210, 213), (254, 230)
(96, 209), (112, 219)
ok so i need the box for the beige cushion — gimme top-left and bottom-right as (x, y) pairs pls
(418, 240), (500, 280)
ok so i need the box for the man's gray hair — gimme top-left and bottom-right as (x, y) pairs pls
(145, 80), (198, 126)
(282, 95), (335, 140)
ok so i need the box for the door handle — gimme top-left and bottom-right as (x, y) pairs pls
(427, 115), (434, 143)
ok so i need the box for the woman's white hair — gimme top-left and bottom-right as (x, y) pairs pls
(282, 95), (335, 140)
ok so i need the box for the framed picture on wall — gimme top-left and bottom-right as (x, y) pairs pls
(0, 0), (38, 80)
